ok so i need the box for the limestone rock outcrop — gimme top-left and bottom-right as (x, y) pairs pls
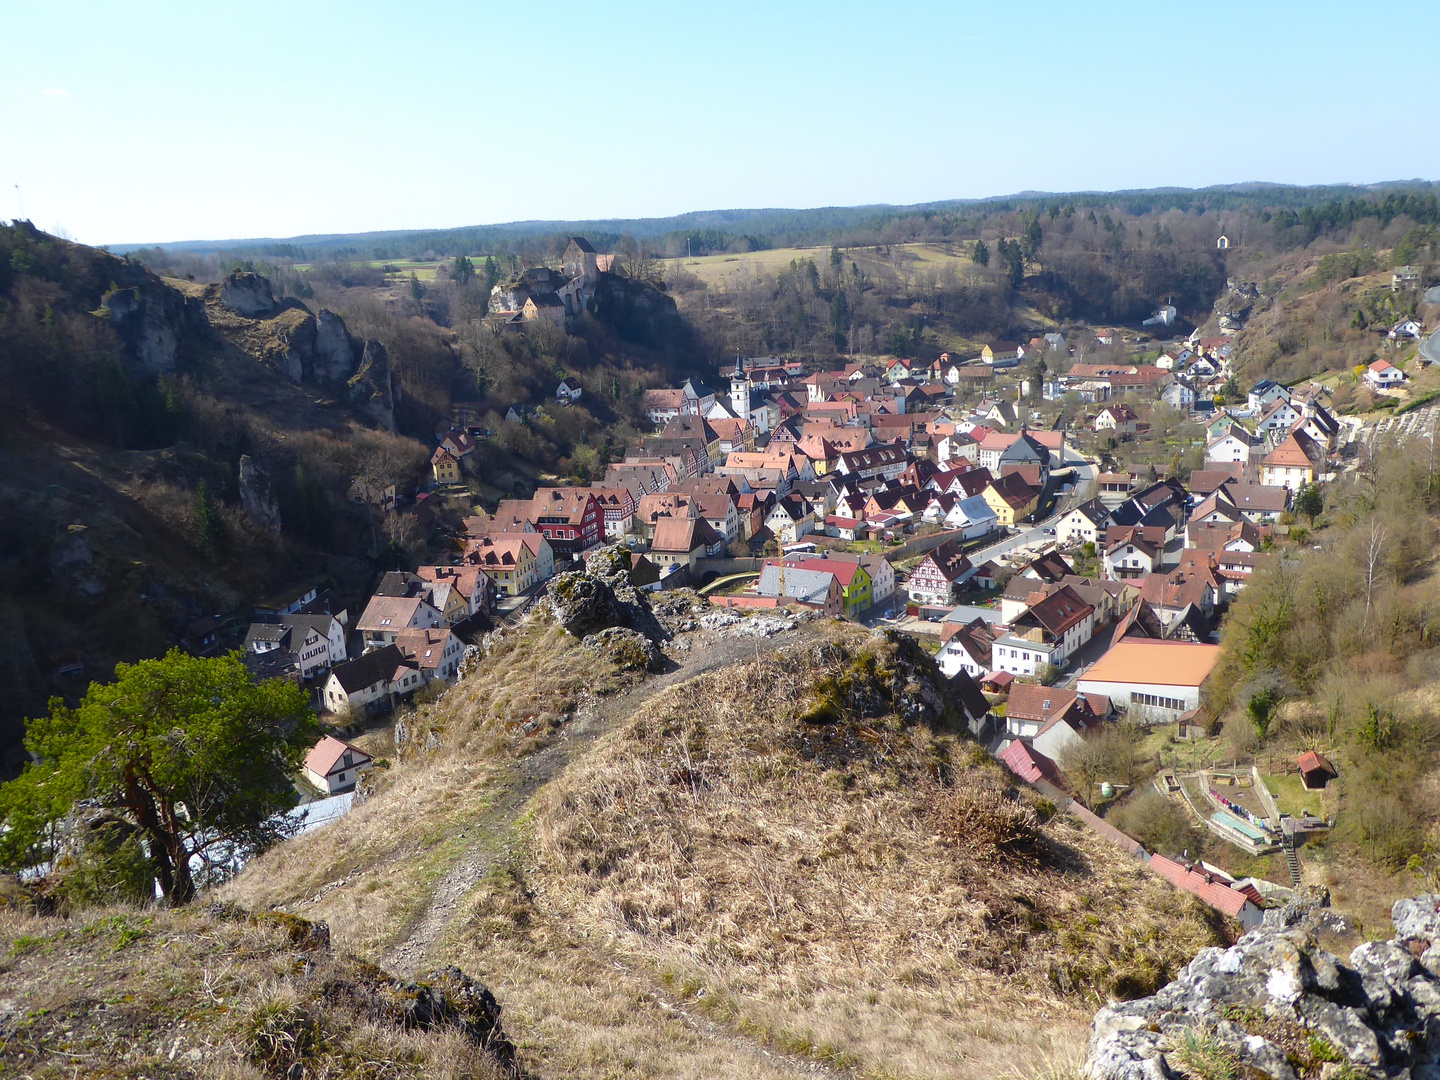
(238, 454), (282, 534)
(1085, 893), (1440, 1080)
(544, 543), (664, 642)
(101, 276), (208, 376)
(348, 339), (398, 431)
(219, 270), (277, 316)
(582, 626), (664, 672)
(315, 307), (362, 381)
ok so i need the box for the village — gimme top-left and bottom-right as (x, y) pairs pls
(222, 239), (1439, 925)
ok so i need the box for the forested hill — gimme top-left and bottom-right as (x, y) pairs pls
(117, 180), (1440, 262)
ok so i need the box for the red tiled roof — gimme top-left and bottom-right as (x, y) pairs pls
(1147, 855), (1252, 918)
(1000, 740), (1067, 789)
(304, 735), (370, 778)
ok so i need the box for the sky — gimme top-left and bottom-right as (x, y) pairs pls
(4, 0), (1438, 247)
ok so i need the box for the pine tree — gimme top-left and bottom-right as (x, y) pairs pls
(973, 240), (989, 267)
(192, 481), (224, 556)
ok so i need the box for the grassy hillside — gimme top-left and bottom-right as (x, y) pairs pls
(222, 615), (1226, 1080)
(0, 895), (512, 1079)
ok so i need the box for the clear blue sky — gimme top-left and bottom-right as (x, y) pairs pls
(4, 0), (1436, 247)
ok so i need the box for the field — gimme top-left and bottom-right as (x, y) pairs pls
(292, 257), (448, 281)
(1262, 771), (1326, 819)
(669, 241), (980, 291)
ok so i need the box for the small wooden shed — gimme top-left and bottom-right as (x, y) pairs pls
(1297, 750), (1337, 791)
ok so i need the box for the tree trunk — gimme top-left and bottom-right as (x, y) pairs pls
(124, 765), (194, 905)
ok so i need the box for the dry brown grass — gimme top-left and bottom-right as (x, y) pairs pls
(222, 621), (1226, 1079)
(220, 620), (613, 957)
(511, 627), (1224, 1079)
(0, 903), (507, 1080)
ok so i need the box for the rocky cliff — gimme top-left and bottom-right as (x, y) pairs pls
(200, 271), (399, 428)
(1086, 893), (1440, 1080)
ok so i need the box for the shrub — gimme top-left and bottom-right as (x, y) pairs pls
(932, 784), (1043, 865)
(1109, 790), (1193, 857)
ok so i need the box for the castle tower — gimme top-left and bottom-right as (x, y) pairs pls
(730, 354), (751, 418)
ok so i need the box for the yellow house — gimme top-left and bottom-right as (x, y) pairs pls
(432, 447), (462, 485)
(463, 535), (537, 596)
(983, 474), (1040, 527)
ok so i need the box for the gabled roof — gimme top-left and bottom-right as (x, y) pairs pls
(1001, 740), (1068, 789)
(1105, 526), (1160, 560)
(987, 471), (1040, 509)
(1147, 855), (1252, 918)
(997, 430), (1049, 465)
(394, 626), (455, 670)
(652, 515), (719, 554)
(244, 622), (290, 649)
(1007, 684), (1086, 725)
(1261, 429), (1323, 469)
(1017, 585), (1093, 637)
(1062, 497), (1111, 527)
(917, 539), (973, 583)
(328, 644), (410, 694)
(1022, 551), (1074, 583)
(357, 595), (434, 633)
(948, 668), (991, 722)
(304, 735), (371, 778)
(1111, 599), (1167, 647)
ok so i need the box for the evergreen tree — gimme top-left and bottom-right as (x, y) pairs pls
(192, 481), (224, 556)
(0, 650), (318, 904)
(1294, 483), (1323, 523)
(451, 255), (475, 283)
(973, 239), (989, 267)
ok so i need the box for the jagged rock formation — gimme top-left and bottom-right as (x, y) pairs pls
(544, 543), (664, 641)
(202, 271), (399, 428)
(218, 270), (277, 316)
(48, 523), (105, 596)
(592, 271), (684, 346)
(349, 338), (398, 432)
(582, 626), (664, 672)
(101, 276), (208, 376)
(237, 454), (282, 534)
(1086, 893), (1440, 1080)
(315, 306), (362, 381)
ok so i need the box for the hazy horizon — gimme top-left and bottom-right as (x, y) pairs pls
(6, 0), (1439, 246)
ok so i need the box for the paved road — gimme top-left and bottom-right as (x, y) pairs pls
(1422, 326), (1440, 367)
(966, 458), (1100, 567)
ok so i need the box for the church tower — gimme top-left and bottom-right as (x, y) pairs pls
(729, 354), (751, 418)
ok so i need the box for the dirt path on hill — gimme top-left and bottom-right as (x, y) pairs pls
(382, 621), (817, 979)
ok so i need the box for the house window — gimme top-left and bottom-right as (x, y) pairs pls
(337, 772), (346, 782)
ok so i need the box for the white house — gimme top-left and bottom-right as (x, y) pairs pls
(1255, 399), (1302, 434)
(1246, 380), (1290, 414)
(322, 644), (420, 715)
(1161, 380), (1196, 412)
(1364, 359), (1407, 389)
(1093, 404), (1138, 435)
(555, 376), (584, 402)
(303, 735), (373, 794)
(943, 494), (1000, 539)
(1206, 427), (1256, 465)
(1103, 531), (1160, 580)
(1389, 318), (1424, 341)
(1055, 499), (1111, 546)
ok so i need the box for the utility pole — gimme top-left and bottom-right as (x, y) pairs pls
(13, 184), (24, 221)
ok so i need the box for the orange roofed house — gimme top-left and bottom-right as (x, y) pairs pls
(1077, 640), (1222, 723)
(463, 533), (547, 596)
